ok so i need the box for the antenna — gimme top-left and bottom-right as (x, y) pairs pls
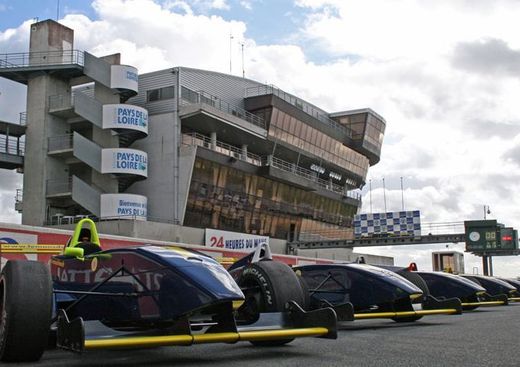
(56, 0), (60, 20)
(229, 33), (234, 74)
(400, 176), (405, 210)
(240, 42), (245, 78)
(382, 177), (387, 213)
(369, 179), (372, 213)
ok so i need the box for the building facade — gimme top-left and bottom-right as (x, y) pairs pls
(0, 20), (386, 255)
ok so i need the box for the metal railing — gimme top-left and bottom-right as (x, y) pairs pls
(46, 178), (72, 196)
(245, 84), (353, 138)
(0, 50), (84, 69)
(45, 213), (181, 226)
(15, 189), (22, 203)
(267, 156), (360, 199)
(47, 134), (73, 152)
(182, 132), (263, 166)
(0, 137), (25, 156)
(189, 180), (353, 227)
(19, 112), (27, 125)
(180, 86), (266, 129)
(182, 132), (361, 201)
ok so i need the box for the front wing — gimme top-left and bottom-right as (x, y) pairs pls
(56, 301), (337, 352)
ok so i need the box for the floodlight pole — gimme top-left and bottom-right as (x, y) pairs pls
(482, 205), (493, 276)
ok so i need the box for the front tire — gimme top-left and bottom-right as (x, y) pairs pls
(0, 261), (52, 362)
(237, 260), (305, 346)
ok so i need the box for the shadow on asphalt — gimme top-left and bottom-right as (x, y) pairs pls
(338, 319), (453, 331)
(41, 343), (315, 367)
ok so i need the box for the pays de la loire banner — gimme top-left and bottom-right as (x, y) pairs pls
(100, 194), (147, 221)
(110, 65), (139, 93)
(101, 148), (148, 177)
(205, 229), (269, 251)
(102, 104), (148, 134)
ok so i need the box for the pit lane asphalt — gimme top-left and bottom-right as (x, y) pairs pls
(34, 304), (520, 367)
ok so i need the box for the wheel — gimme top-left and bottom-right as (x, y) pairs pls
(0, 260), (52, 362)
(296, 274), (311, 310)
(392, 315), (423, 323)
(237, 260), (305, 346)
(391, 272), (428, 323)
(398, 271), (430, 296)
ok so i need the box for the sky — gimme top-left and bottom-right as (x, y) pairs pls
(1, 0), (520, 277)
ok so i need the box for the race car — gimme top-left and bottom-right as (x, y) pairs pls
(0, 219), (337, 363)
(290, 262), (462, 323)
(383, 264), (510, 310)
(501, 278), (520, 298)
(460, 274), (518, 303)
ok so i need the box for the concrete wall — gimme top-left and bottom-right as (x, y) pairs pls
(22, 75), (71, 225)
(129, 112), (177, 222)
(77, 220), (392, 265)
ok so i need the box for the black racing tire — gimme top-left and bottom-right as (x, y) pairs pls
(237, 260), (305, 346)
(296, 274), (311, 311)
(392, 315), (423, 323)
(462, 305), (479, 311)
(0, 260), (52, 362)
(398, 271), (430, 296)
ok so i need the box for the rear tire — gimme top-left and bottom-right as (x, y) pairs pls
(392, 315), (423, 323)
(398, 271), (430, 296)
(237, 260), (304, 346)
(296, 274), (311, 310)
(0, 260), (52, 362)
(392, 272), (428, 323)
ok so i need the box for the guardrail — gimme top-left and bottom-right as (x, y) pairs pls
(267, 156), (360, 199)
(0, 137), (25, 156)
(15, 189), (22, 203)
(18, 112), (27, 125)
(44, 213), (181, 226)
(0, 50), (84, 69)
(182, 132), (263, 166)
(180, 86), (266, 129)
(245, 84), (352, 138)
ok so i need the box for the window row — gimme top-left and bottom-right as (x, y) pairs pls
(269, 108), (369, 179)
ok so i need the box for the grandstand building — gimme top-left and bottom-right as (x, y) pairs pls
(0, 20), (387, 260)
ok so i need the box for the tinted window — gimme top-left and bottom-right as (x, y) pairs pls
(147, 86), (175, 102)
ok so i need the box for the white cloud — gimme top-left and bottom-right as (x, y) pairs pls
(1, 0), (520, 276)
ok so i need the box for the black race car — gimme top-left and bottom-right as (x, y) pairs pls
(291, 262), (461, 323)
(383, 264), (510, 310)
(0, 219), (337, 363)
(500, 278), (520, 301)
(460, 274), (517, 304)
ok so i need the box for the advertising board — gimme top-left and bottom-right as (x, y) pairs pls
(110, 65), (139, 93)
(100, 194), (147, 220)
(101, 148), (148, 177)
(102, 104), (148, 134)
(205, 229), (269, 252)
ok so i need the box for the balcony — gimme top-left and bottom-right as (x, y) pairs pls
(0, 136), (24, 169)
(245, 84), (353, 138)
(179, 86), (268, 146)
(46, 177), (72, 197)
(0, 50), (85, 84)
(182, 132), (262, 166)
(182, 132), (361, 204)
(47, 134), (73, 154)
